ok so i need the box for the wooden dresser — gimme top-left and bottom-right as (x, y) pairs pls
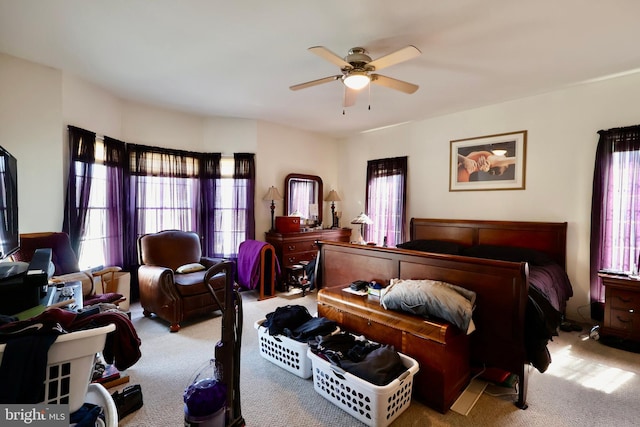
(599, 273), (640, 342)
(317, 288), (470, 413)
(265, 228), (351, 270)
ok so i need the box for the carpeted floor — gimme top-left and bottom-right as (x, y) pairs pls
(115, 290), (640, 426)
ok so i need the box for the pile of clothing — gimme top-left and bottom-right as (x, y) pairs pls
(309, 332), (407, 386)
(0, 306), (141, 405)
(262, 304), (337, 343)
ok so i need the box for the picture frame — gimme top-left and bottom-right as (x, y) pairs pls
(449, 130), (527, 191)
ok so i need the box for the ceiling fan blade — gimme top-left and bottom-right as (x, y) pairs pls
(308, 46), (352, 69)
(367, 45), (421, 71)
(343, 87), (357, 107)
(289, 75), (341, 91)
(371, 74), (419, 94)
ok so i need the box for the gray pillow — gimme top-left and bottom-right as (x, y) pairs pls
(381, 278), (476, 333)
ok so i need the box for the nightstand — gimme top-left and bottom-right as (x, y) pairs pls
(598, 273), (640, 342)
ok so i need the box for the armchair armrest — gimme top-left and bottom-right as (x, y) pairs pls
(91, 266), (122, 278)
(91, 266), (130, 311)
(200, 256), (226, 269)
(138, 265), (177, 297)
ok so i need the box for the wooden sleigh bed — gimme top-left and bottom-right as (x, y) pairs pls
(317, 218), (572, 412)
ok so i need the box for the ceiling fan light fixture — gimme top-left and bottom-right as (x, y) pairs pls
(343, 72), (370, 90)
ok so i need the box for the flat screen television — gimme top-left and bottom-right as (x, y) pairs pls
(0, 145), (20, 272)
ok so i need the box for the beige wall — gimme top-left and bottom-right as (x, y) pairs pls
(338, 71), (640, 321)
(0, 53), (64, 231)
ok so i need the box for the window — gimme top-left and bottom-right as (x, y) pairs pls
(211, 153), (255, 258)
(68, 135), (126, 270)
(77, 139), (111, 269)
(590, 125), (640, 318)
(132, 161), (200, 237)
(365, 157), (407, 247)
(214, 157), (238, 257)
(66, 126), (256, 279)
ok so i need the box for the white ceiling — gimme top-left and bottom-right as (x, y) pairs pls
(2, 1), (640, 138)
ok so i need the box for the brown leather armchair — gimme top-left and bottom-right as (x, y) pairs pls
(137, 230), (226, 332)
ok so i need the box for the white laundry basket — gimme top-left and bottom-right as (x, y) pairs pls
(254, 318), (314, 379)
(0, 323), (116, 413)
(307, 348), (419, 427)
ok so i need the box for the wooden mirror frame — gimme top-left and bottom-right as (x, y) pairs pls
(284, 173), (323, 226)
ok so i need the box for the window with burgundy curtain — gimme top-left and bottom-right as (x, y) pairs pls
(64, 127), (256, 300)
(590, 125), (640, 320)
(126, 144), (203, 236)
(365, 156), (407, 246)
(210, 153), (255, 259)
(64, 129), (128, 270)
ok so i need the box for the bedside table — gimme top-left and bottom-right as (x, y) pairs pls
(599, 273), (640, 342)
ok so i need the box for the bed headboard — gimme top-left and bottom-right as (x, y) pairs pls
(410, 218), (568, 267)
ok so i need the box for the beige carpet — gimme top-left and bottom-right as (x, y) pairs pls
(115, 290), (640, 427)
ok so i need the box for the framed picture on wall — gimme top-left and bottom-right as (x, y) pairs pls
(449, 130), (527, 191)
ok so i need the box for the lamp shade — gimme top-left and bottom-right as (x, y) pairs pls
(350, 212), (373, 225)
(324, 190), (341, 202)
(263, 186), (283, 201)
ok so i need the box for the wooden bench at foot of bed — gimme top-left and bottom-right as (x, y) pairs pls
(317, 287), (470, 414)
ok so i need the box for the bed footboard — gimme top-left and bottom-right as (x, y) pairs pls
(320, 241), (530, 409)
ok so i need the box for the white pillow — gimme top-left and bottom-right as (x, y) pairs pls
(176, 263), (206, 274)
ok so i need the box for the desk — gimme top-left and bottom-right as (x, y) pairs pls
(599, 273), (640, 342)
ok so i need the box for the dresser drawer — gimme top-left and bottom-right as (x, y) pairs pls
(608, 309), (640, 333)
(284, 250), (317, 266)
(282, 240), (318, 256)
(607, 289), (640, 311)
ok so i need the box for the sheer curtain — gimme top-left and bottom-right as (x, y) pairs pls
(590, 125), (640, 319)
(365, 156), (407, 246)
(99, 137), (126, 266)
(125, 144), (204, 261)
(289, 179), (314, 219)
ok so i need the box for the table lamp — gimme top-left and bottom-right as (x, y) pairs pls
(350, 212), (373, 244)
(263, 186), (283, 232)
(324, 190), (341, 228)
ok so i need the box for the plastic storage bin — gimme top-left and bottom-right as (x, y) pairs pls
(307, 348), (419, 427)
(254, 318), (314, 379)
(0, 323), (115, 413)
(84, 383), (118, 427)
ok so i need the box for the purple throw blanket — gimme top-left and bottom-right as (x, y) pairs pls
(237, 240), (280, 290)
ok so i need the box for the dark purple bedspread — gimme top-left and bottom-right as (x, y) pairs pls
(528, 263), (573, 313)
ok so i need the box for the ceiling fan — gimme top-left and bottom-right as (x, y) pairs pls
(290, 45), (421, 107)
